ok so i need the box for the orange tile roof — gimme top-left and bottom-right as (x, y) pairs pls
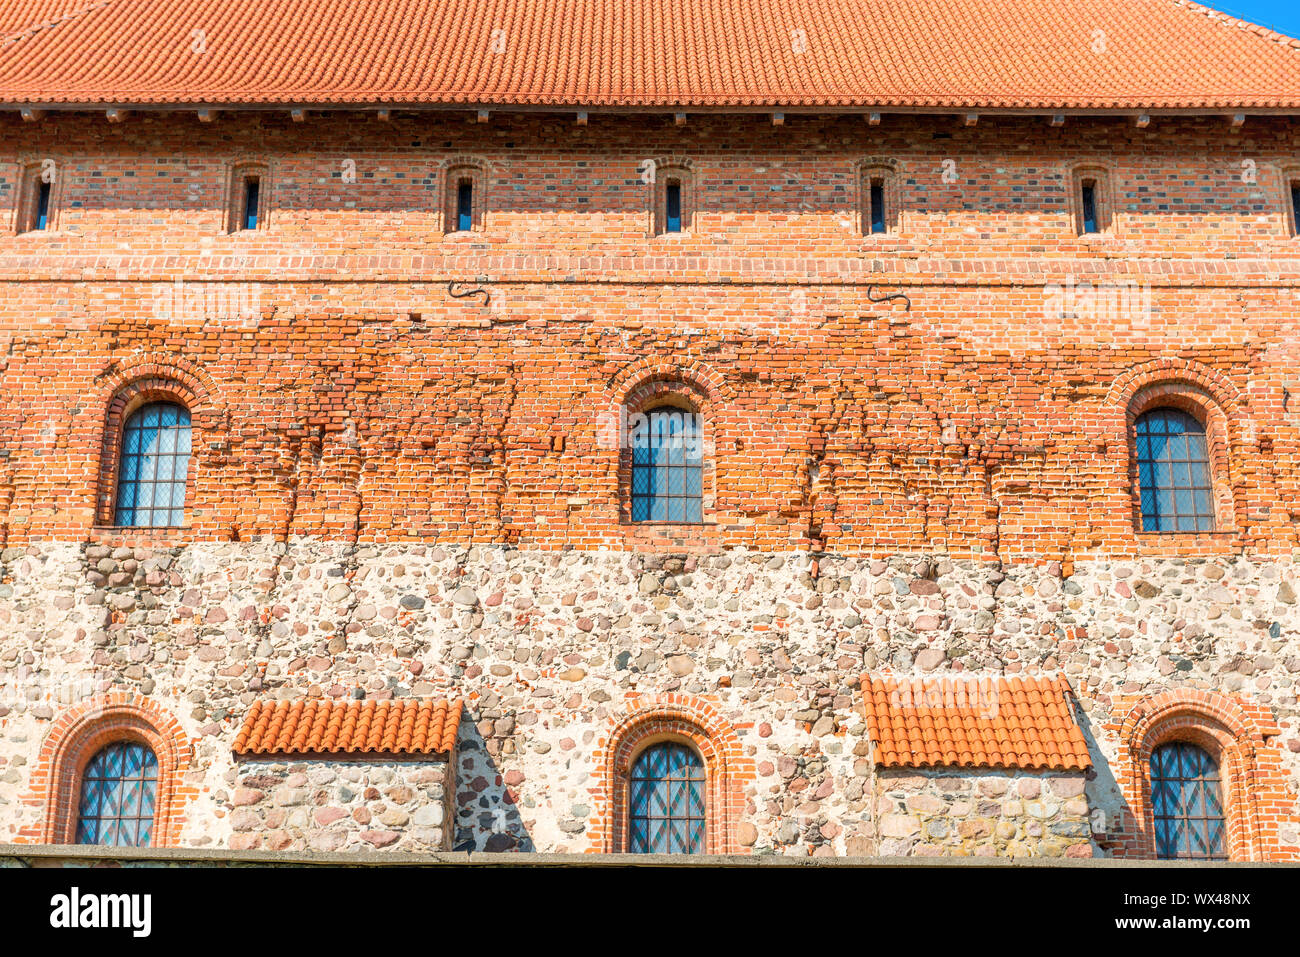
(233, 698), (462, 757)
(860, 674), (1092, 771)
(0, 0), (1297, 111)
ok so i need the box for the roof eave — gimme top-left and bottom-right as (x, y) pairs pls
(6, 100), (1300, 117)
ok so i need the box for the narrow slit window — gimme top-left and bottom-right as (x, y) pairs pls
(241, 177), (260, 231)
(34, 179), (51, 230)
(869, 178), (886, 234)
(17, 166), (54, 234)
(1080, 180), (1099, 234)
(1291, 181), (1300, 236)
(457, 179), (474, 232)
(665, 180), (682, 233)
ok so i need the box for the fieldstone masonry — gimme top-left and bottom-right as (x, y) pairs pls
(226, 758), (453, 853)
(1, 541), (1297, 857)
(873, 770), (1091, 858)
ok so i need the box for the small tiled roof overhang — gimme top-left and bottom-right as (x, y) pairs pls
(860, 674), (1092, 771)
(1, 0), (1298, 112)
(233, 698), (463, 757)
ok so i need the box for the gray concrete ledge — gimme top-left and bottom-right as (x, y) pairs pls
(0, 843), (1288, 867)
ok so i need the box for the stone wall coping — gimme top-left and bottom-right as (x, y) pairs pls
(1, 844), (1290, 868)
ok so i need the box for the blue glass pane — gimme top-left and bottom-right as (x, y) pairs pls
(76, 742), (159, 848)
(1081, 184), (1098, 233)
(1137, 408), (1212, 532)
(665, 182), (682, 232)
(243, 179), (259, 230)
(628, 743), (705, 854)
(457, 181), (473, 231)
(1150, 743), (1226, 860)
(629, 407), (703, 524)
(35, 181), (51, 230)
(114, 402), (190, 527)
(870, 181), (886, 233)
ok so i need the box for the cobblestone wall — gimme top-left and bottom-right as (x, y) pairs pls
(0, 542), (1296, 857)
(224, 758), (452, 852)
(874, 769), (1091, 857)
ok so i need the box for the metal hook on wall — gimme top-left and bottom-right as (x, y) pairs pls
(866, 284), (911, 311)
(447, 280), (491, 307)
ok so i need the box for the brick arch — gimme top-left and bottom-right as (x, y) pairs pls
(1107, 358), (1245, 535)
(93, 357), (217, 527)
(1107, 356), (1243, 416)
(646, 154), (695, 172)
(20, 691), (193, 847)
(604, 357), (733, 411)
(438, 153), (497, 175)
(587, 694), (752, 854)
(1112, 688), (1275, 861)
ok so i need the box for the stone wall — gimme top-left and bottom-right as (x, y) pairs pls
(874, 769), (1091, 858)
(225, 758), (452, 853)
(0, 542), (1296, 858)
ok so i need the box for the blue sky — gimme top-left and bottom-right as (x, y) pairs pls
(1206, 0), (1300, 38)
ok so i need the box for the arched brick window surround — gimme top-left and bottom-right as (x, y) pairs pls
(21, 691), (192, 846)
(94, 359), (216, 528)
(223, 158), (271, 233)
(1068, 161), (1118, 239)
(1277, 162), (1300, 238)
(13, 156), (65, 233)
(1111, 689), (1275, 861)
(1108, 359), (1244, 536)
(604, 361), (728, 525)
(441, 155), (492, 234)
(587, 694), (752, 854)
(854, 156), (902, 237)
(646, 155), (695, 237)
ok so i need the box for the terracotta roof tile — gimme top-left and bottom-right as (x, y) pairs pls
(860, 674), (1091, 771)
(233, 698), (462, 757)
(0, 0), (1296, 111)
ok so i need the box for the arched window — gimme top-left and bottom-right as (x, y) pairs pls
(1150, 742), (1227, 860)
(648, 160), (694, 236)
(1135, 408), (1214, 532)
(75, 741), (160, 847)
(858, 161), (900, 236)
(630, 405), (703, 523)
(444, 162), (486, 233)
(628, 742), (706, 854)
(114, 401), (192, 527)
